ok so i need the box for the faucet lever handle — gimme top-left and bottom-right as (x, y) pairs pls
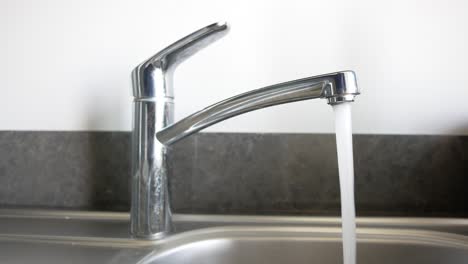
(152, 22), (229, 70)
(132, 22), (229, 99)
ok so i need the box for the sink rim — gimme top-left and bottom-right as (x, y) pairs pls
(0, 209), (467, 250)
(1, 208), (468, 229)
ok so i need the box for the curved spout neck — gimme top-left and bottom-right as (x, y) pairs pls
(156, 71), (359, 145)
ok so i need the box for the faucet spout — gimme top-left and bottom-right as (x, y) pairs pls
(157, 71), (359, 145)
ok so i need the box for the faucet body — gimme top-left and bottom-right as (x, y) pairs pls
(130, 22), (360, 239)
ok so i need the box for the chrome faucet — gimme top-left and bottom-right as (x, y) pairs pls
(130, 22), (360, 239)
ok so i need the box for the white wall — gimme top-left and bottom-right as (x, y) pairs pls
(2, 0), (468, 134)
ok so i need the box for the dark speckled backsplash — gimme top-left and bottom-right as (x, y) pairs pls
(1, 131), (467, 217)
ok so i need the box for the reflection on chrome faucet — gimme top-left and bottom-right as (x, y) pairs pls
(130, 22), (360, 239)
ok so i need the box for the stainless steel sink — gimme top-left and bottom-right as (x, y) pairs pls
(1, 209), (467, 264)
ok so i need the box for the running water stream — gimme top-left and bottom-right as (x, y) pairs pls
(333, 102), (356, 264)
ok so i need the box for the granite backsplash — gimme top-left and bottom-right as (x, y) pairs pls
(0, 131), (467, 216)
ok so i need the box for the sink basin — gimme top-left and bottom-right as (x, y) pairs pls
(0, 209), (467, 264)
